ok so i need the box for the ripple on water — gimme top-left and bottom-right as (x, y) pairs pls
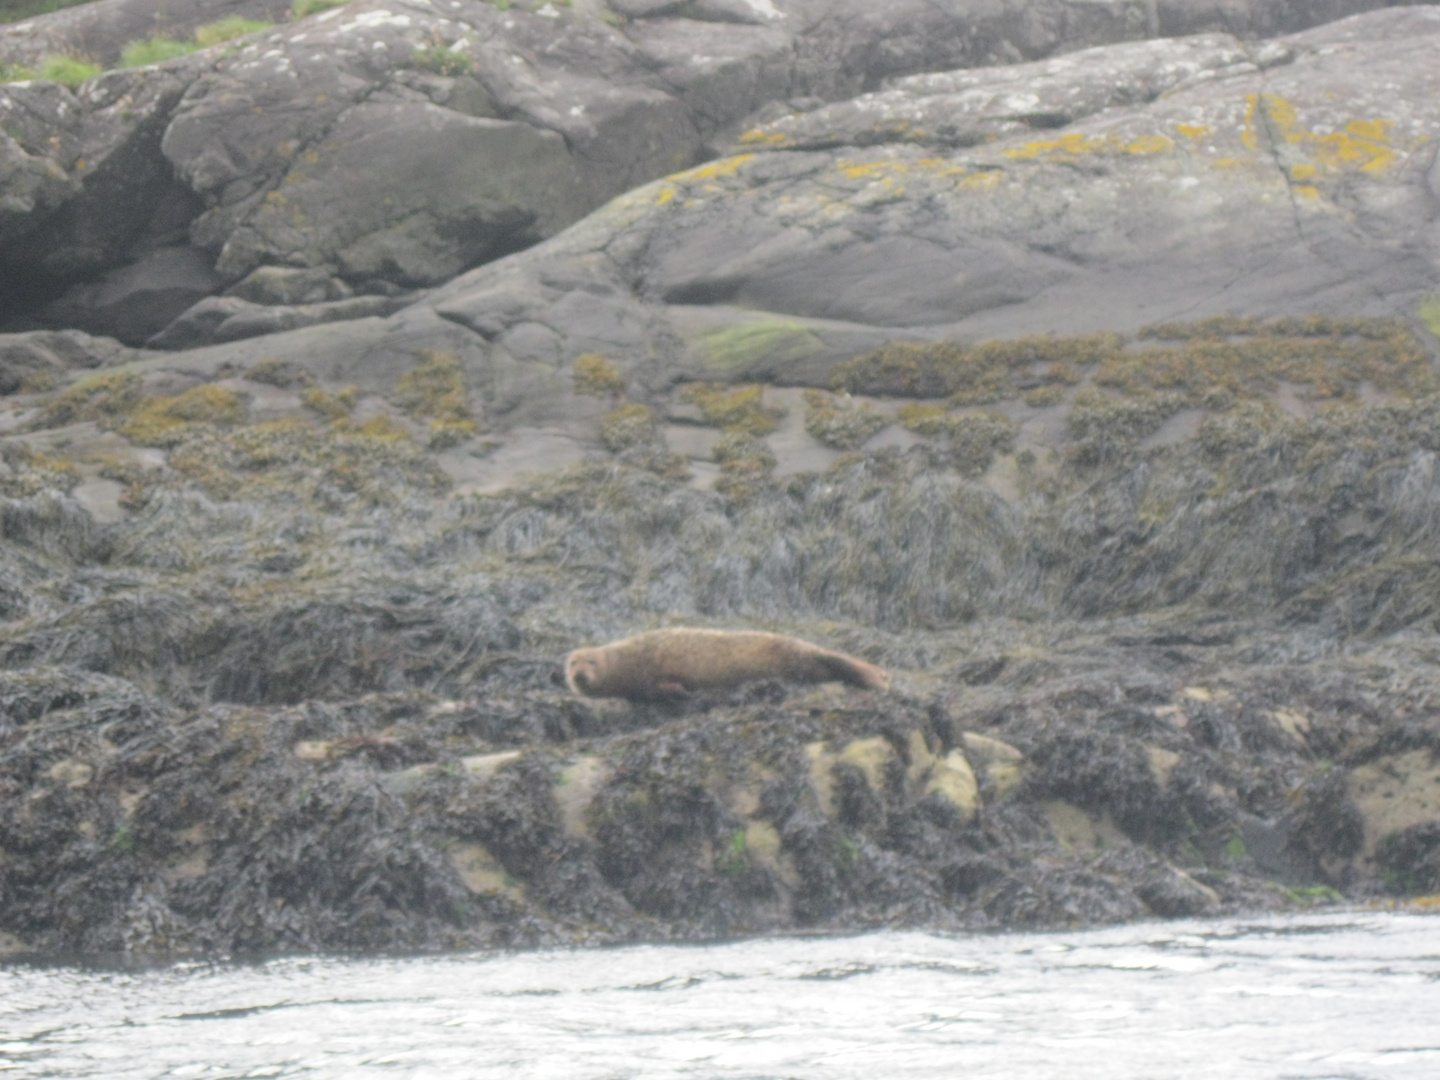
(2, 911), (1439, 1079)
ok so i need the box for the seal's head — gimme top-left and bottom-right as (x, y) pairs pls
(565, 647), (605, 696)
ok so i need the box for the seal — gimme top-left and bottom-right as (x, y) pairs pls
(565, 628), (891, 701)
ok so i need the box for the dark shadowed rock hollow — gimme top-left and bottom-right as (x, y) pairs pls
(2, 0), (1440, 959)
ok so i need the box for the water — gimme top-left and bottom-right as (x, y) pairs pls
(3, 910), (1438, 1080)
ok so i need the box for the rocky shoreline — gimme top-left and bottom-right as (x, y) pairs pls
(3, 0), (1440, 957)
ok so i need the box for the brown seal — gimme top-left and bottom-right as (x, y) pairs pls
(565, 628), (891, 701)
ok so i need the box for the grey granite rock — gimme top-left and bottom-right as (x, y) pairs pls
(6, 0), (1429, 340)
(0, 66), (198, 314)
(423, 6), (1440, 381)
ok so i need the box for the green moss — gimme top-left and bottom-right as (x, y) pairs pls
(1225, 836), (1247, 860)
(697, 321), (823, 372)
(599, 404), (657, 454)
(715, 830), (748, 877)
(1, 61), (37, 82)
(1419, 296), (1440, 339)
(1285, 884), (1342, 905)
(682, 383), (785, 436)
(802, 389), (888, 450)
(194, 16), (272, 46)
(290, 0), (349, 17)
(406, 46), (474, 77)
(573, 354), (626, 399)
(117, 17), (269, 70)
(119, 36), (197, 67)
(35, 54), (99, 86)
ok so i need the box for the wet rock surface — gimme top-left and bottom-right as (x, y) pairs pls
(5, 316), (1440, 955)
(2, 1), (1440, 958)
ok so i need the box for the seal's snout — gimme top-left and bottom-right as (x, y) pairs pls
(566, 650), (600, 695)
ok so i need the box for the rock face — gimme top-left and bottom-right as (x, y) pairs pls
(2, 0), (1433, 337)
(2, 2), (1440, 958)
(428, 6), (1440, 380)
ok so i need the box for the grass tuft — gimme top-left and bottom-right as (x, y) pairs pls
(194, 16), (272, 46)
(119, 35), (197, 67)
(405, 45), (474, 77)
(290, 0), (349, 17)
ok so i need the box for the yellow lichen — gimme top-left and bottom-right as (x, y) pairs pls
(668, 154), (755, 183)
(1126, 135), (1174, 155)
(1243, 94), (1403, 176)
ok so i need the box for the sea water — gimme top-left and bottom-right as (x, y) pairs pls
(3, 910), (1437, 1079)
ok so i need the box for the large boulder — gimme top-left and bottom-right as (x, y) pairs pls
(60, 6), (1436, 427)
(423, 5), (1440, 381)
(5, 0), (1430, 339)
(0, 66), (198, 316)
